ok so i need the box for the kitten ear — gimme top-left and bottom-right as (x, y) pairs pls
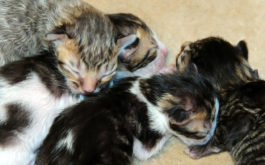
(236, 40), (248, 60)
(44, 33), (69, 42)
(45, 25), (70, 44)
(184, 63), (198, 75)
(252, 69), (259, 79)
(116, 34), (138, 61)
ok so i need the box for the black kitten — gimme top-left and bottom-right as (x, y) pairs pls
(176, 37), (258, 90)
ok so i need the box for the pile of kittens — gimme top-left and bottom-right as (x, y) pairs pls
(0, 0), (263, 165)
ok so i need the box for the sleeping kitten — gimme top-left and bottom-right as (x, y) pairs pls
(108, 13), (169, 74)
(176, 37), (263, 165)
(176, 37), (258, 90)
(99, 13), (172, 90)
(35, 72), (219, 165)
(0, 52), (84, 165)
(0, 0), (134, 94)
(186, 80), (265, 165)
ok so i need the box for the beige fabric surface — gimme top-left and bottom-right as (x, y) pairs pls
(85, 0), (265, 164)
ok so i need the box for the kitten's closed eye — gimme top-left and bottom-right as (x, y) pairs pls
(166, 107), (192, 125)
(100, 71), (116, 84)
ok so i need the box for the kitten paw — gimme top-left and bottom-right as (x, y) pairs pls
(185, 145), (221, 159)
(185, 145), (208, 159)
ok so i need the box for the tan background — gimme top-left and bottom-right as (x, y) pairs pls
(86, 0), (265, 164)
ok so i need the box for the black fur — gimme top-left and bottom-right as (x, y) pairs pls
(177, 37), (257, 90)
(0, 53), (69, 97)
(187, 80), (265, 165)
(35, 77), (155, 165)
(0, 103), (30, 146)
(108, 13), (151, 37)
(35, 72), (218, 165)
(181, 37), (265, 165)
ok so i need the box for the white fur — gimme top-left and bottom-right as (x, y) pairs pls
(129, 80), (171, 160)
(0, 73), (81, 165)
(0, 106), (8, 124)
(56, 130), (74, 153)
(133, 134), (171, 160)
(130, 80), (168, 134)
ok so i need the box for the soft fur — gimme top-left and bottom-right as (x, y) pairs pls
(0, 53), (82, 165)
(35, 72), (219, 165)
(0, 0), (135, 94)
(177, 37), (265, 165)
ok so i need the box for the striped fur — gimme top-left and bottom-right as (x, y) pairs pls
(0, 0), (119, 94)
(179, 37), (265, 165)
(108, 13), (168, 73)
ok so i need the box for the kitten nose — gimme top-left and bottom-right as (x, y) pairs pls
(81, 78), (97, 94)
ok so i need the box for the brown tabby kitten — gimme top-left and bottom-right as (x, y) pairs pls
(176, 37), (264, 165)
(176, 37), (258, 90)
(0, 0), (134, 94)
(108, 13), (170, 75)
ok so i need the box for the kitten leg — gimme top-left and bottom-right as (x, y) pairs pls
(185, 143), (221, 159)
(186, 113), (253, 159)
(133, 134), (171, 160)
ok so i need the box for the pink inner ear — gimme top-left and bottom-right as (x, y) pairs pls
(119, 48), (137, 60)
(45, 33), (68, 41)
(182, 97), (194, 111)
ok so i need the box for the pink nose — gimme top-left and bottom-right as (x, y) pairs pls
(81, 79), (97, 94)
(160, 47), (169, 57)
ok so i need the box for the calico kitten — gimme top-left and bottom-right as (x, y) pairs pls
(35, 72), (219, 165)
(99, 13), (172, 90)
(0, 0), (135, 94)
(108, 13), (169, 74)
(176, 37), (258, 90)
(176, 37), (264, 165)
(0, 53), (83, 165)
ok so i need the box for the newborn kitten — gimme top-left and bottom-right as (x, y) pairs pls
(0, 0), (134, 94)
(109, 13), (173, 77)
(99, 13), (171, 90)
(0, 53), (83, 165)
(108, 13), (169, 74)
(176, 37), (258, 90)
(35, 72), (219, 165)
(187, 80), (265, 165)
(176, 37), (263, 165)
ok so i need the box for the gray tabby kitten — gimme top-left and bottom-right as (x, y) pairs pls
(0, 0), (134, 94)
